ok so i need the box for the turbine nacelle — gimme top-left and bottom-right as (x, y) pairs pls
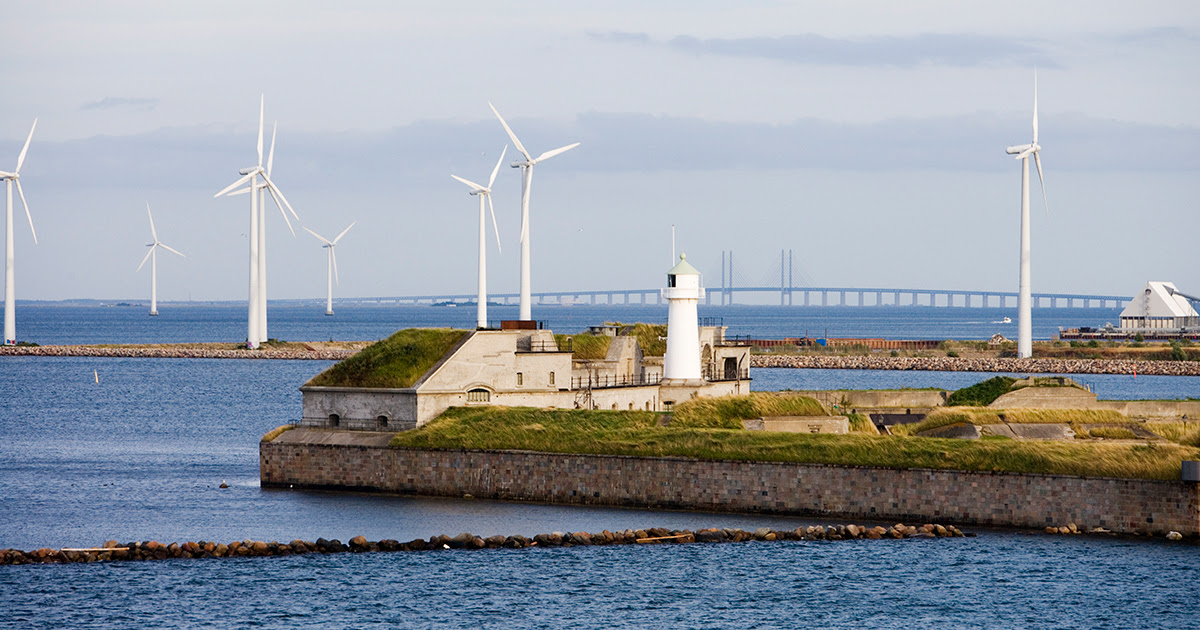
(238, 166), (262, 176)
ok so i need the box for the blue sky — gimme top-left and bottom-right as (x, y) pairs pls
(2, 1), (1197, 302)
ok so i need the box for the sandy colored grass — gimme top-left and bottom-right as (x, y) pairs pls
(390, 406), (1200, 480)
(261, 424), (296, 443)
(671, 393), (827, 429)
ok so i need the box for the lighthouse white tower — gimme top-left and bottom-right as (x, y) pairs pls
(663, 253), (704, 381)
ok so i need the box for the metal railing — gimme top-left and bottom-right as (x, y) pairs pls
(571, 373), (663, 390)
(705, 366), (750, 382)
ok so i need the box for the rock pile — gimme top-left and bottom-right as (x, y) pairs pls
(0, 345), (355, 361)
(0, 523), (968, 565)
(751, 354), (1200, 376)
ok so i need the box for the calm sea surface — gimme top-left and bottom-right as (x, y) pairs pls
(2, 305), (1198, 628)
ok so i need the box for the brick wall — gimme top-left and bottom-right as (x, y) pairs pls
(260, 442), (1200, 536)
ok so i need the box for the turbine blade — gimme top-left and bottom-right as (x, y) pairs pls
(159, 243), (186, 257)
(488, 145), (507, 188)
(147, 203), (158, 241)
(265, 186), (295, 237)
(15, 180), (35, 244)
(488, 102), (531, 161)
(137, 245), (155, 271)
(215, 172), (255, 197)
(534, 142), (580, 163)
(227, 186), (253, 196)
(331, 248), (340, 285)
(1032, 69), (1039, 145)
(1033, 151), (1048, 218)
(260, 173), (300, 221)
(257, 95), (264, 167)
(452, 174), (487, 192)
(303, 225), (332, 245)
(16, 118), (37, 173)
(267, 121), (277, 176)
(487, 194), (502, 253)
(333, 221), (356, 244)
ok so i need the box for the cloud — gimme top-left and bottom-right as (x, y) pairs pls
(593, 30), (1055, 68)
(80, 97), (160, 112)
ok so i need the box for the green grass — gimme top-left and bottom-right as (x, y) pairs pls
(306, 328), (468, 388)
(554, 334), (612, 360)
(945, 376), (1017, 406)
(892, 407), (1130, 437)
(389, 406), (1200, 480)
(671, 393), (827, 429)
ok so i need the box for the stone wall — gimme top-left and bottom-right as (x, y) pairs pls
(261, 437), (1200, 536)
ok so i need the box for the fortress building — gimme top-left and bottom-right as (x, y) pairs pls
(298, 255), (750, 431)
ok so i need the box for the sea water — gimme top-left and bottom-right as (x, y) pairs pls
(2, 305), (1198, 628)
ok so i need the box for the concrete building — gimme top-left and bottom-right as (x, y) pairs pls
(299, 325), (750, 431)
(1118, 281), (1199, 331)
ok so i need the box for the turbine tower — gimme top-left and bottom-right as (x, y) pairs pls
(215, 96), (298, 348)
(1, 119), (37, 345)
(488, 103), (579, 321)
(1004, 72), (1049, 359)
(227, 122), (299, 341)
(137, 203), (185, 316)
(303, 223), (355, 316)
(451, 146), (506, 328)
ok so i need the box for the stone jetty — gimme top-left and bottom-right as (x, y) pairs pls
(751, 354), (1200, 376)
(0, 344), (362, 361)
(0, 523), (968, 565)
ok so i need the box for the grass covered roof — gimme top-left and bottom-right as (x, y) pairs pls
(307, 328), (468, 389)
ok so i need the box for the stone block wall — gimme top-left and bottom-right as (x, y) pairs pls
(260, 442), (1199, 536)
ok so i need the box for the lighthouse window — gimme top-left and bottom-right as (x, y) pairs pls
(667, 274), (677, 288)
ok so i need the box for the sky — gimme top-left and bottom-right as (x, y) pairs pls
(2, 1), (1197, 303)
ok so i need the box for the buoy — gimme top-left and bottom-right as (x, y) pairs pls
(94, 369), (99, 384)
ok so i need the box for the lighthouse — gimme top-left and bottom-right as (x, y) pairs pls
(663, 253), (704, 381)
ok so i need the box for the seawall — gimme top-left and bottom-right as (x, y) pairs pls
(750, 354), (1200, 376)
(261, 431), (1200, 537)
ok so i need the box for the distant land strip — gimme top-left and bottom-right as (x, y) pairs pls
(0, 343), (365, 361)
(751, 355), (1200, 377)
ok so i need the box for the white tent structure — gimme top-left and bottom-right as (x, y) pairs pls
(1119, 282), (1199, 331)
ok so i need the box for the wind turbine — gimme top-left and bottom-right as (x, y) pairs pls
(303, 223), (355, 316)
(1004, 71), (1049, 359)
(488, 103), (579, 321)
(137, 203), (185, 316)
(452, 146), (506, 328)
(1, 119), (37, 345)
(226, 121), (299, 341)
(214, 96), (298, 348)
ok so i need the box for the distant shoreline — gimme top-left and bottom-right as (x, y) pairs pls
(3, 343), (1199, 375)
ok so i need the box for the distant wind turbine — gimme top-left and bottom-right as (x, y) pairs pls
(214, 96), (298, 348)
(226, 121), (299, 342)
(1, 119), (37, 345)
(452, 145), (506, 328)
(488, 103), (579, 321)
(137, 203), (185, 316)
(1004, 71), (1049, 359)
(303, 222), (356, 316)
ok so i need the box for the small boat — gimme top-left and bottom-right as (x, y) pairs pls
(1002, 317), (1012, 324)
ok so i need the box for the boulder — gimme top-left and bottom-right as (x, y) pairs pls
(1167, 531), (1183, 541)
(349, 535), (369, 550)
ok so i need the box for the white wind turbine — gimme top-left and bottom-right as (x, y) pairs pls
(214, 96), (298, 348)
(452, 146), (506, 328)
(1004, 71), (1049, 359)
(226, 121), (299, 342)
(1, 119), (37, 345)
(303, 223), (355, 316)
(488, 103), (579, 321)
(137, 203), (185, 316)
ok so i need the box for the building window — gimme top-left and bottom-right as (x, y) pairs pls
(377, 415), (389, 428)
(328, 413), (340, 428)
(549, 371), (555, 386)
(467, 388), (490, 403)
(516, 373), (523, 387)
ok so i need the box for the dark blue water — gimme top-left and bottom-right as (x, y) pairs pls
(14, 303), (1120, 344)
(3, 305), (1198, 628)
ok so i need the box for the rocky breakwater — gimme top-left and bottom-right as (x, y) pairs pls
(0, 344), (358, 361)
(0, 523), (968, 565)
(751, 354), (1200, 376)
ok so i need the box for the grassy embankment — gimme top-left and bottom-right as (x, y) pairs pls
(307, 328), (468, 388)
(389, 393), (1200, 480)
